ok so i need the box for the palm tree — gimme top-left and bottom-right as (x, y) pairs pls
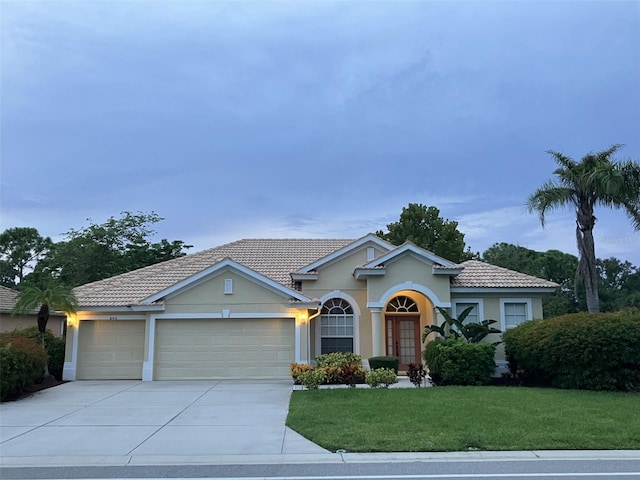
(527, 145), (640, 312)
(11, 280), (77, 377)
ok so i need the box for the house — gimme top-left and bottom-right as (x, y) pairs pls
(0, 285), (65, 336)
(63, 234), (558, 381)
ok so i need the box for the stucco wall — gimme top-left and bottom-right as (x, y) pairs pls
(164, 270), (295, 315)
(0, 313), (65, 336)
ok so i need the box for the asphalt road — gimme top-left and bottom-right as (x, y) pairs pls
(2, 459), (640, 480)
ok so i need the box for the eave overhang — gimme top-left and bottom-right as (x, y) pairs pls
(353, 267), (386, 280)
(290, 272), (319, 282)
(450, 287), (559, 294)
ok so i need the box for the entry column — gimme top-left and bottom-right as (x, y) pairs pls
(370, 307), (385, 357)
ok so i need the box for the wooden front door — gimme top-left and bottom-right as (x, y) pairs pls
(385, 315), (421, 370)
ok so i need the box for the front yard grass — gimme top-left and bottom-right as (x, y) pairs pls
(286, 387), (640, 452)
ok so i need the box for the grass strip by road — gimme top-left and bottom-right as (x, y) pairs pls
(286, 386), (640, 452)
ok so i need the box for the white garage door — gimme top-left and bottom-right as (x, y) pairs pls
(154, 318), (294, 380)
(77, 320), (145, 380)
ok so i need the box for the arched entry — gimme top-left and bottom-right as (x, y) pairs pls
(385, 295), (421, 370)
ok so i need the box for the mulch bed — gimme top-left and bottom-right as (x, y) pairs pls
(2, 377), (66, 403)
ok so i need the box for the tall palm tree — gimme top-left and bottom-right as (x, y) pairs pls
(11, 280), (78, 377)
(527, 145), (640, 312)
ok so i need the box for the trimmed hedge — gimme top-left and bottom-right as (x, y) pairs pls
(0, 336), (47, 401)
(368, 356), (399, 373)
(503, 310), (640, 391)
(2, 327), (66, 380)
(423, 337), (496, 386)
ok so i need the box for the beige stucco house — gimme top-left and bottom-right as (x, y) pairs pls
(0, 285), (65, 336)
(63, 234), (558, 381)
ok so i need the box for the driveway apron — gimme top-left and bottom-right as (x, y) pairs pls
(0, 380), (328, 460)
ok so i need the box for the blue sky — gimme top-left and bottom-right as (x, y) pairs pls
(2, 1), (639, 266)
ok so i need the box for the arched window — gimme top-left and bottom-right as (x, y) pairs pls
(386, 295), (419, 313)
(320, 298), (354, 354)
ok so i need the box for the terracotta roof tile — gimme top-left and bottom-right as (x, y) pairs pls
(452, 260), (559, 288)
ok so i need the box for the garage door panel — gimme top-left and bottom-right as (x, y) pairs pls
(155, 318), (294, 380)
(77, 320), (145, 380)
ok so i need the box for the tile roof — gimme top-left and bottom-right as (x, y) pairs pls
(0, 285), (19, 312)
(74, 238), (354, 307)
(73, 241), (559, 308)
(451, 260), (559, 289)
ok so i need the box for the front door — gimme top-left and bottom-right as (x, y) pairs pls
(385, 315), (421, 370)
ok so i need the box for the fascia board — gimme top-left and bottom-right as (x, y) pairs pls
(450, 287), (558, 294)
(143, 259), (311, 304)
(76, 305), (166, 312)
(296, 234), (393, 274)
(290, 273), (319, 281)
(433, 267), (464, 275)
(353, 268), (386, 280)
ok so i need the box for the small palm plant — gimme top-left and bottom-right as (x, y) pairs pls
(422, 306), (501, 345)
(11, 279), (77, 378)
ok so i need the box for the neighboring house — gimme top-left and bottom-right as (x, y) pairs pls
(63, 234), (558, 381)
(0, 285), (65, 336)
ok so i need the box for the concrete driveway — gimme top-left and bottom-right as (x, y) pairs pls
(0, 380), (329, 465)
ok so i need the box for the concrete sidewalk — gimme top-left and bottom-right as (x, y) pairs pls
(0, 379), (329, 465)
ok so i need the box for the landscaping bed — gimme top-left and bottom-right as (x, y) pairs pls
(286, 386), (640, 452)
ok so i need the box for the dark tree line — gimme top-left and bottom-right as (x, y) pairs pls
(482, 242), (640, 316)
(0, 212), (192, 290)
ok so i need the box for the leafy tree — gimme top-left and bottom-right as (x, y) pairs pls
(527, 145), (640, 312)
(597, 257), (640, 311)
(0, 227), (53, 287)
(11, 279), (77, 378)
(36, 211), (192, 286)
(482, 242), (581, 316)
(377, 204), (475, 263)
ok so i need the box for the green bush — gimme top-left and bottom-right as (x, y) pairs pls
(368, 356), (399, 373)
(3, 327), (66, 380)
(504, 311), (640, 391)
(298, 369), (326, 390)
(315, 352), (362, 368)
(423, 337), (496, 386)
(0, 336), (47, 401)
(365, 368), (398, 388)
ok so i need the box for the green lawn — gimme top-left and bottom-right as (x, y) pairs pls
(286, 387), (640, 452)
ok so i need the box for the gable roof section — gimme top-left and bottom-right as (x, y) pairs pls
(143, 258), (311, 304)
(74, 238), (353, 307)
(451, 260), (560, 290)
(354, 242), (462, 279)
(294, 234), (394, 275)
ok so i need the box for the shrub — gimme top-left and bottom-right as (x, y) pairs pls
(368, 356), (399, 374)
(423, 337), (496, 386)
(3, 327), (65, 380)
(46, 337), (66, 380)
(406, 362), (427, 387)
(0, 336), (47, 401)
(290, 362), (313, 383)
(365, 368), (398, 388)
(504, 311), (640, 391)
(298, 369), (326, 390)
(339, 362), (366, 387)
(315, 352), (362, 368)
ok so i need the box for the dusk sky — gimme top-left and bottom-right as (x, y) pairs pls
(2, 1), (639, 267)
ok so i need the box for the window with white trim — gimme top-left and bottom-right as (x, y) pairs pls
(455, 302), (479, 323)
(320, 298), (354, 354)
(503, 302), (529, 329)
